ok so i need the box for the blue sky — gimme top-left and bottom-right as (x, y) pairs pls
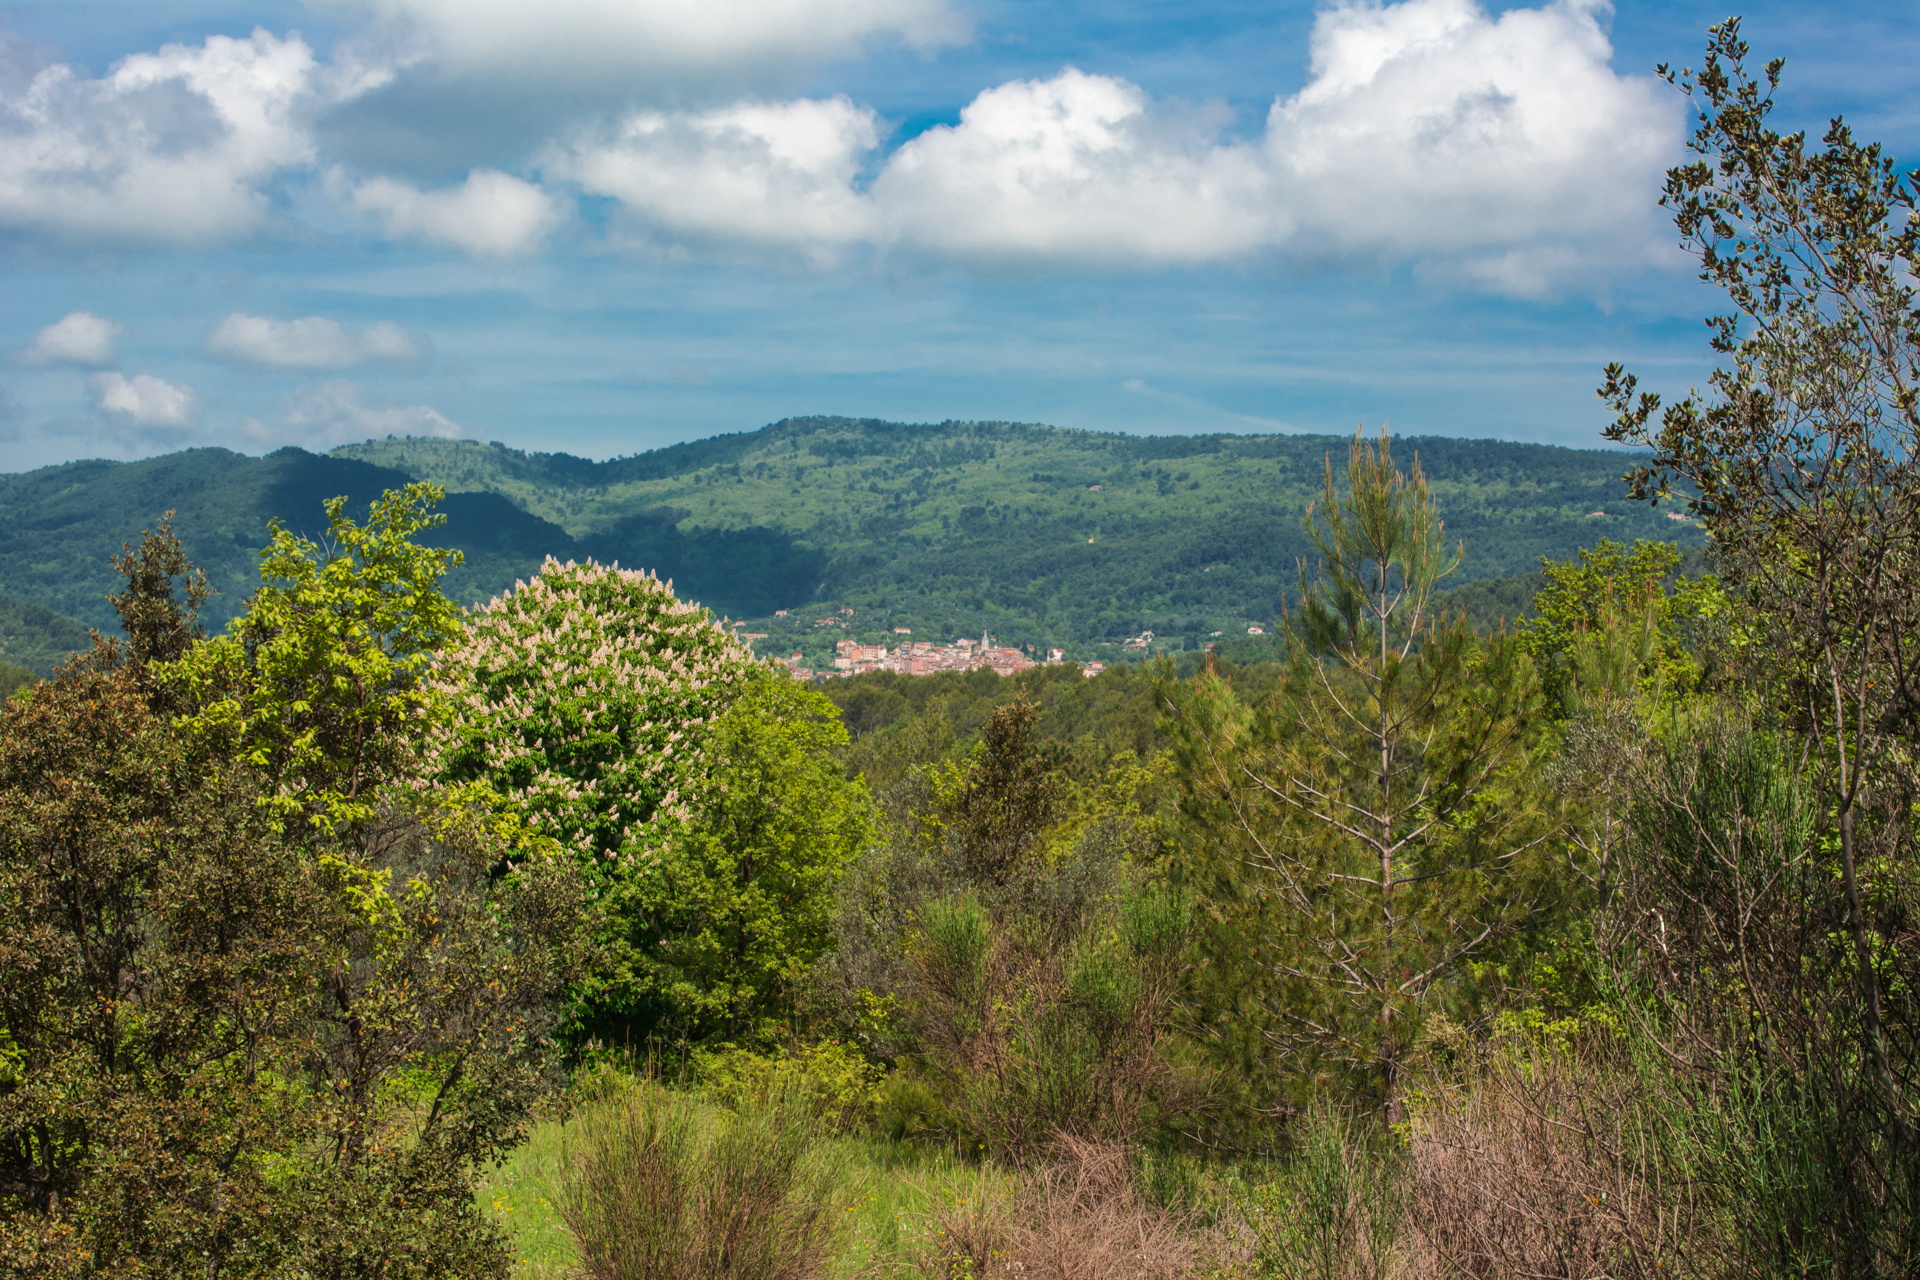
(0, 0), (1912, 471)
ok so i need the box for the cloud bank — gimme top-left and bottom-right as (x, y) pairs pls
(0, 0), (1680, 293)
(556, 0), (1678, 291)
(1264, 0), (1676, 290)
(208, 314), (428, 369)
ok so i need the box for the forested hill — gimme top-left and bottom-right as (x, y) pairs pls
(336, 417), (1699, 658)
(0, 445), (817, 636)
(0, 448), (557, 634)
(0, 417), (1697, 656)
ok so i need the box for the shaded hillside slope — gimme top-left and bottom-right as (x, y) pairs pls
(0, 448), (560, 631)
(0, 447), (818, 633)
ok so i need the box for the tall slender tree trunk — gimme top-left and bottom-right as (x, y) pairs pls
(1377, 570), (1401, 1124)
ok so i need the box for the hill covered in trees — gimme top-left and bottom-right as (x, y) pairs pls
(337, 417), (1696, 658)
(0, 445), (816, 636)
(0, 417), (1696, 653)
(0, 589), (92, 677)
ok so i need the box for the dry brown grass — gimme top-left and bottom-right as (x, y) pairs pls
(544, 1041), (1742, 1280)
(919, 1137), (1220, 1280)
(1205, 1039), (1730, 1280)
(905, 1045), (1711, 1280)
(1404, 1042), (1705, 1280)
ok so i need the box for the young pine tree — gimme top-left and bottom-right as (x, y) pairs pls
(1169, 429), (1558, 1119)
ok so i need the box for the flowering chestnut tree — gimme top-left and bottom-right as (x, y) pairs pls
(430, 558), (871, 1044)
(428, 558), (758, 883)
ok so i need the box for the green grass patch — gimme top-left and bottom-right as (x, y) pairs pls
(480, 1085), (999, 1280)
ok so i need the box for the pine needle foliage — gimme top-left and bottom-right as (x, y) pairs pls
(1168, 429), (1560, 1118)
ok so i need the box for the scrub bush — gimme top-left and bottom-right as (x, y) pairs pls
(556, 1080), (851, 1280)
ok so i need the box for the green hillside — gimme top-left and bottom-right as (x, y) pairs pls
(0, 418), (1696, 658)
(0, 447), (575, 633)
(0, 589), (93, 677)
(0, 446), (816, 634)
(337, 417), (1700, 664)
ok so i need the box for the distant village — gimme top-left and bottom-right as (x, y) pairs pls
(767, 627), (1106, 682)
(732, 606), (1269, 682)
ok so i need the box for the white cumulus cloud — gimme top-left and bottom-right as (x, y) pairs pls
(246, 379), (462, 449)
(0, 0), (1681, 288)
(875, 70), (1273, 266)
(1263, 0), (1676, 291)
(328, 0), (964, 87)
(91, 372), (199, 427)
(0, 30), (318, 245)
(546, 97), (882, 261)
(875, 0), (1674, 282)
(208, 313), (427, 370)
(12, 312), (124, 366)
(551, 0), (1678, 290)
(339, 167), (562, 255)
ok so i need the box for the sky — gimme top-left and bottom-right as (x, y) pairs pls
(0, 0), (1912, 471)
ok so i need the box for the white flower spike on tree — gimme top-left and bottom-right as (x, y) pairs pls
(427, 557), (758, 888)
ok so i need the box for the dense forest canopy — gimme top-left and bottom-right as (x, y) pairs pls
(338, 424), (1697, 657)
(0, 419), (1697, 666)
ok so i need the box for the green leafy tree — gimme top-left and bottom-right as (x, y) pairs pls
(933, 692), (1066, 888)
(428, 557), (759, 878)
(1168, 431), (1557, 1117)
(603, 670), (871, 1045)
(0, 644), (316, 1275)
(1598, 22), (1920, 1265)
(1518, 538), (1724, 707)
(108, 511), (212, 669)
(430, 558), (869, 1046)
(0, 651), (585, 1278)
(0, 516), (588, 1278)
(0, 663), (34, 703)
(177, 484), (466, 839)
(290, 800), (587, 1280)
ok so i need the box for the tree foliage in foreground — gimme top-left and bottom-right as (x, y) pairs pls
(1596, 20), (1920, 1269)
(429, 556), (872, 1049)
(174, 485), (468, 842)
(429, 558), (759, 875)
(0, 506), (589, 1279)
(1516, 536), (1727, 710)
(603, 669), (871, 1047)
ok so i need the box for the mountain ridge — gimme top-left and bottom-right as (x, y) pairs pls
(336, 416), (1695, 661)
(0, 417), (1697, 662)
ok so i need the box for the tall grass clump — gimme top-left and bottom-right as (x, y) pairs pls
(1243, 1101), (1403, 1280)
(556, 1076), (853, 1280)
(921, 1136), (1207, 1280)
